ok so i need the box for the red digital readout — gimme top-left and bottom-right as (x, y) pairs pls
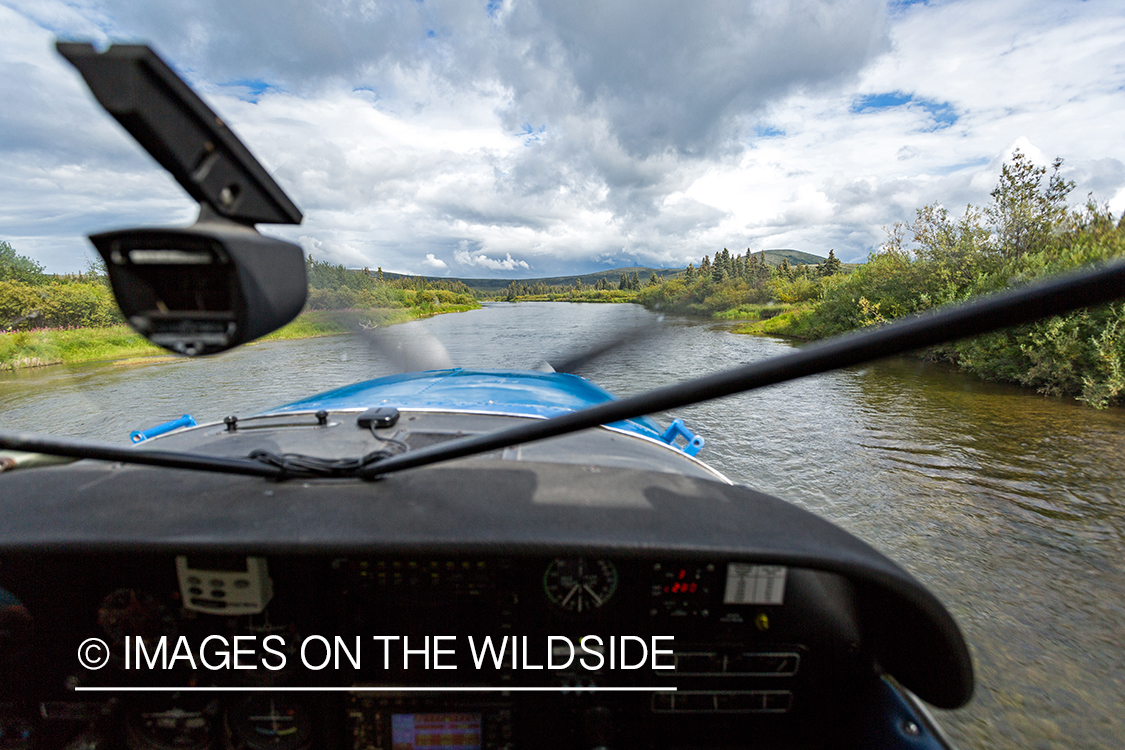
(663, 582), (698, 594)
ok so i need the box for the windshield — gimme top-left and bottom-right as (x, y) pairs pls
(3, 3), (1125, 749)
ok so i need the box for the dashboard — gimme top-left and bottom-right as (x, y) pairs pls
(0, 419), (972, 750)
(2, 551), (865, 750)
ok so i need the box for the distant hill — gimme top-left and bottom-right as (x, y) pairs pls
(381, 250), (830, 293)
(754, 249), (826, 267)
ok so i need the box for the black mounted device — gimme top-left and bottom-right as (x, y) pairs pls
(57, 42), (307, 355)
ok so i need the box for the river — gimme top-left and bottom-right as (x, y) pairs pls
(2, 301), (1123, 749)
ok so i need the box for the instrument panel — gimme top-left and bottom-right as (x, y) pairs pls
(0, 551), (869, 749)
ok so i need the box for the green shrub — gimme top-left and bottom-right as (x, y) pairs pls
(41, 282), (121, 328)
(0, 280), (48, 327)
(0, 241), (47, 284)
(952, 208), (1125, 406)
(770, 275), (821, 304)
(1, 279), (121, 329)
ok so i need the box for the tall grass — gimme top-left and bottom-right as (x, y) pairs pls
(1, 326), (161, 370)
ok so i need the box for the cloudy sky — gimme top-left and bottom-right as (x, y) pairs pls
(2, 0), (1124, 277)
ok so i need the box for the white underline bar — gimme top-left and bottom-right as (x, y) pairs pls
(74, 686), (677, 693)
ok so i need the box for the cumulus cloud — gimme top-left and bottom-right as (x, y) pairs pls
(454, 242), (531, 271)
(499, 0), (888, 156)
(422, 253), (448, 269)
(78, 0), (887, 157)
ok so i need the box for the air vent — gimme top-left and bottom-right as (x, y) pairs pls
(651, 691), (793, 713)
(673, 650), (800, 676)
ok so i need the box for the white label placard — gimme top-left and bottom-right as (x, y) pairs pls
(723, 564), (787, 605)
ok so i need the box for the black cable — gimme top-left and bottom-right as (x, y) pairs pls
(248, 448), (396, 479)
(368, 425), (410, 454)
(246, 425), (411, 478)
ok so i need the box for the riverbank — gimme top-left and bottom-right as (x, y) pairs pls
(729, 304), (814, 336)
(0, 304), (480, 371)
(497, 295), (801, 323)
(259, 305), (480, 341)
(0, 326), (161, 370)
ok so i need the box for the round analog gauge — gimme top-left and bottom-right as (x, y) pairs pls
(226, 696), (312, 750)
(543, 558), (618, 613)
(126, 698), (216, 750)
(97, 588), (177, 658)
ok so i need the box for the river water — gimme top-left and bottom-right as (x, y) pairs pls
(2, 302), (1123, 749)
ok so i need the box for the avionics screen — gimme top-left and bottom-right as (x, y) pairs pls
(391, 713), (481, 750)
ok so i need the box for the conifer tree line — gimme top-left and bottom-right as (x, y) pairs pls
(683, 247), (840, 284)
(497, 248), (842, 303)
(634, 245), (843, 320)
(501, 270), (660, 300)
(304, 256), (477, 311)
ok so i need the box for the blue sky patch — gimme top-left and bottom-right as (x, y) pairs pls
(753, 125), (785, 138)
(852, 92), (913, 111)
(223, 78), (275, 103)
(518, 123), (546, 145)
(852, 91), (958, 130)
(486, 0), (503, 18)
(919, 100), (958, 129)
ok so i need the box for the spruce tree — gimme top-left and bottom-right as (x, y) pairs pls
(755, 251), (770, 282)
(819, 249), (841, 277)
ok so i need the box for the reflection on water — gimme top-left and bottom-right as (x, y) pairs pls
(2, 302), (1123, 749)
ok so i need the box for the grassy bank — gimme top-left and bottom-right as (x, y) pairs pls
(0, 326), (162, 370)
(1, 303), (481, 371)
(731, 305), (816, 336)
(710, 303), (800, 322)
